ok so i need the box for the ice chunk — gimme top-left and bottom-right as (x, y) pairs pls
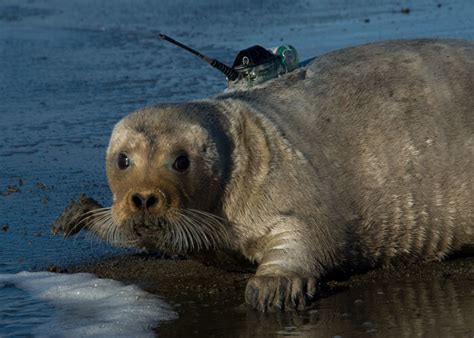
(0, 271), (176, 337)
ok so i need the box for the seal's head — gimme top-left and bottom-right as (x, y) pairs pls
(104, 102), (233, 253)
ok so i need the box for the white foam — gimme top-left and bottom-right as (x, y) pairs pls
(0, 271), (177, 337)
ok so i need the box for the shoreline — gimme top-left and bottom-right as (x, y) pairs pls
(62, 253), (474, 336)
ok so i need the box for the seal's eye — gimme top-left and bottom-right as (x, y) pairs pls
(172, 155), (190, 173)
(117, 153), (130, 170)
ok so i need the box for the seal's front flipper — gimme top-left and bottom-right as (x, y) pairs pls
(242, 218), (332, 312)
(51, 194), (103, 238)
(245, 273), (317, 312)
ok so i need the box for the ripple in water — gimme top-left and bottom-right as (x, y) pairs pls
(0, 282), (57, 337)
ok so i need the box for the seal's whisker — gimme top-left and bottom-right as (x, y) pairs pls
(87, 218), (107, 243)
(65, 208), (112, 238)
(186, 209), (228, 223)
(180, 213), (204, 251)
(112, 219), (125, 246)
(111, 220), (121, 246)
(64, 211), (96, 237)
(104, 218), (114, 244)
(81, 207), (112, 218)
(65, 207), (110, 229)
(167, 211), (184, 252)
(169, 208), (231, 252)
(170, 218), (182, 252)
(167, 210), (197, 252)
(82, 214), (103, 236)
(179, 213), (214, 249)
(181, 213), (205, 251)
(177, 212), (206, 251)
(86, 211), (122, 246)
(83, 230), (102, 249)
(179, 217), (196, 251)
(76, 210), (110, 230)
(175, 217), (192, 251)
(181, 209), (231, 248)
(163, 217), (179, 252)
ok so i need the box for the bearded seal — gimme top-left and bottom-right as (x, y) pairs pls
(53, 39), (474, 312)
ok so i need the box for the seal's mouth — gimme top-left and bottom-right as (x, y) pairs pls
(104, 208), (232, 254)
(128, 213), (167, 232)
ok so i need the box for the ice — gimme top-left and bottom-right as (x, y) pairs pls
(0, 271), (177, 337)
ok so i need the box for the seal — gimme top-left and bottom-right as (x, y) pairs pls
(53, 39), (474, 312)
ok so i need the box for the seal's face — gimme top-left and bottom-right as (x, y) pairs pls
(104, 104), (231, 253)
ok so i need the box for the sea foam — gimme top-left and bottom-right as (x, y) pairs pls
(0, 271), (176, 337)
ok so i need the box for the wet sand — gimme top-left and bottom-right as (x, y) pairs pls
(66, 254), (474, 337)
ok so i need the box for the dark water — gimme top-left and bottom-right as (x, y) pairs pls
(1, 0), (473, 336)
(158, 279), (474, 337)
(0, 283), (57, 336)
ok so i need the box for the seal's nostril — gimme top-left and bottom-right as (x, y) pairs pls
(146, 195), (158, 209)
(132, 193), (158, 210)
(132, 194), (145, 210)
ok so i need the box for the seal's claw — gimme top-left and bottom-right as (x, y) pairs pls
(245, 274), (317, 312)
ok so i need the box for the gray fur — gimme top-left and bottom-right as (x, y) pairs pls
(91, 39), (474, 311)
(217, 39), (474, 270)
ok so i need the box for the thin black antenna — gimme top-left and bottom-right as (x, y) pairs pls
(159, 34), (239, 81)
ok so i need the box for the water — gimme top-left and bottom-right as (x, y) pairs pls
(0, 282), (57, 336)
(159, 280), (474, 337)
(0, 0), (473, 336)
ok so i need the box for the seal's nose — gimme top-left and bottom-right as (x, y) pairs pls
(131, 193), (158, 210)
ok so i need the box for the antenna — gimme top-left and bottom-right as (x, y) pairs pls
(159, 34), (240, 81)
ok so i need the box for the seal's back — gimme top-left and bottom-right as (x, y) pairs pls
(223, 39), (474, 263)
